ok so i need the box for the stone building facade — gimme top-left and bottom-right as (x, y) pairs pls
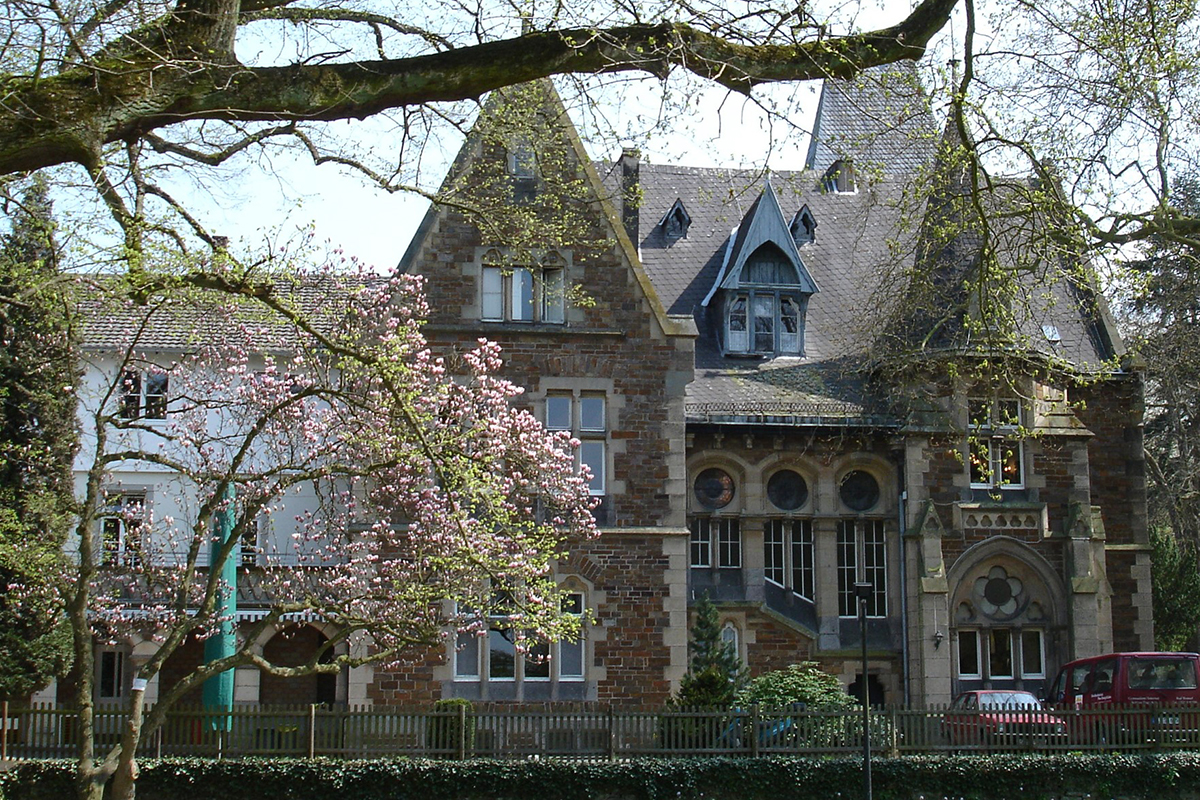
(61, 68), (1150, 711)
(393, 68), (1151, 708)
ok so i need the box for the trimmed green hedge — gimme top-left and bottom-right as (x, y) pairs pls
(5, 754), (1200, 800)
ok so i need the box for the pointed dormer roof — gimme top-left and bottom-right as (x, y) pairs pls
(717, 179), (818, 294)
(805, 63), (938, 177)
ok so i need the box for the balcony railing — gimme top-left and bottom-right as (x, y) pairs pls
(4, 702), (1200, 761)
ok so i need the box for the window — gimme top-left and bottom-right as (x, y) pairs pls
(956, 628), (1044, 680)
(689, 517), (740, 568)
(98, 649), (126, 699)
(100, 493), (144, 566)
(824, 159), (856, 193)
(242, 519), (261, 567)
(837, 519), (886, 617)
(768, 469), (808, 511)
(482, 265), (564, 324)
(546, 394), (605, 496)
(839, 470), (880, 512)
(509, 143), (538, 203)
(724, 244), (806, 356)
(661, 201), (691, 238)
(454, 592), (586, 683)
(763, 519), (814, 601)
(968, 397), (1024, 489)
(958, 631), (982, 679)
(791, 206), (817, 245)
(725, 292), (804, 356)
(721, 622), (740, 659)
(694, 468), (735, 510)
(119, 370), (168, 420)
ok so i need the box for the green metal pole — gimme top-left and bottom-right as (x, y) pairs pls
(203, 485), (237, 731)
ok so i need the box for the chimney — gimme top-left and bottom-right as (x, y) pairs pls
(619, 147), (640, 245)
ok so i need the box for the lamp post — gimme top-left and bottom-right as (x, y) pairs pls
(854, 581), (874, 800)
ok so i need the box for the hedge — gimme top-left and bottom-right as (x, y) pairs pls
(5, 754), (1200, 800)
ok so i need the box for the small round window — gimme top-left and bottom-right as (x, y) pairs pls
(767, 470), (809, 511)
(694, 468), (735, 510)
(839, 470), (880, 512)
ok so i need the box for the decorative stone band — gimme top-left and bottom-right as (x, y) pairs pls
(952, 503), (1048, 537)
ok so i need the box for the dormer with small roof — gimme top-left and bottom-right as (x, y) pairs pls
(790, 205), (817, 245)
(659, 198), (692, 239)
(700, 179), (819, 357)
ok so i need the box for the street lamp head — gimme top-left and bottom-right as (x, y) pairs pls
(853, 581), (873, 601)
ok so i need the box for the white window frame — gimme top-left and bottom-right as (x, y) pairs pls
(957, 630), (982, 679)
(99, 492), (145, 566)
(989, 629), (1015, 679)
(690, 518), (712, 567)
(968, 397), (1025, 490)
(763, 519), (814, 601)
(545, 393), (606, 496)
(725, 291), (804, 356)
(823, 160), (856, 194)
(837, 519), (887, 618)
(453, 592), (586, 683)
(689, 517), (741, 568)
(1020, 629), (1046, 679)
(956, 627), (1045, 680)
(481, 265), (565, 324)
(97, 648), (127, 699)
(119, 369), (169, 420)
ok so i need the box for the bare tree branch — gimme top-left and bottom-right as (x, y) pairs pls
(0, 0), (957, 175)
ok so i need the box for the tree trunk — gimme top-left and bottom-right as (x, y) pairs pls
(110, 688), (147, 800)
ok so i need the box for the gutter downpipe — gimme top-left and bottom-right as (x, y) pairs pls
(897, 455), (910, 708)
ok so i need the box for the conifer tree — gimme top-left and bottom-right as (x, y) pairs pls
(673, 594), (745, 708)
(0, 177), (76, 699)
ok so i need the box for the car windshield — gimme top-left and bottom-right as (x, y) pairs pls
(978, 692), (1042, 709)
(1127, 658), (1199, 690)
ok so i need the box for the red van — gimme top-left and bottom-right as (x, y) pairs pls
(1045, 652), (1200, 744)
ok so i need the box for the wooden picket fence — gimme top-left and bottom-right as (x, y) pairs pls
(4, 701), (1200, 760)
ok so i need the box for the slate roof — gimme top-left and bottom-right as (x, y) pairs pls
(623, 164), (920, 423)
(603, 71), (1123, 426)
(804, 63), (939, 176)
(77, 275), (365, 353)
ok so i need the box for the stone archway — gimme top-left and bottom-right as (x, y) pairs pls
(946, 538), (1066, 695)
(259, 625), (338, 706)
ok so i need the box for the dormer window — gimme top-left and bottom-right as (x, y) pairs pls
(659, 199), (691, 239)
(791, 206), (817, 245)
(703, 181), (818, 358)
(824, 159), (856, 194)
(724, 244), (806, 356)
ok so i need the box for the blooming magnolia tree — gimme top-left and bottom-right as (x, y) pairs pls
(67, 268), (596, 800)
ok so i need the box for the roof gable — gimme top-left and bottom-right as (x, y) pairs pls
(398, 80), (694, 339)
(710, 180), (818, 300)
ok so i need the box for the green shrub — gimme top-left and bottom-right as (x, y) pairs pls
(7, 754), (1200, 800)
(737, 662), (855, 710)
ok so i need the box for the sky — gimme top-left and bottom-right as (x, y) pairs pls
(155, 0), (943, 273)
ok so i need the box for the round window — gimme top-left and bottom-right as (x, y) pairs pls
(767, 469), (809, 511)
(694, 468), (735, 510)
(839, 470), (880, 512)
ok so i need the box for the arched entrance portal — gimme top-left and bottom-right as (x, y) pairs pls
(259, 625), (340, 706)
(947, 538), (1066, 696)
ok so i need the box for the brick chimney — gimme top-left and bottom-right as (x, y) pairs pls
(619, 147), (641, 245)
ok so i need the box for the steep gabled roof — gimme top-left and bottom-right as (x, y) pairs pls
(398, 79), (694, 339)
(805, 63), (939, 176)
(706, 179), (819, 300)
